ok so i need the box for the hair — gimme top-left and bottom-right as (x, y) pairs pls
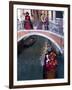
(26, 12), (29, 15)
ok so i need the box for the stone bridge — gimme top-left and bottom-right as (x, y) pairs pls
(17, 30), (64, 53)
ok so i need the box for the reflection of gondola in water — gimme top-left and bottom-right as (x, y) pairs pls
(18, 37), (36, 55)
(23, 38), (36, 47)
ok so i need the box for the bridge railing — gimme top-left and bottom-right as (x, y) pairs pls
(49, 18), (64, 36)
(17, 18), (64, 36)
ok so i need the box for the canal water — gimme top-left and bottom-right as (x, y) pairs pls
(17, 35), (64, 81)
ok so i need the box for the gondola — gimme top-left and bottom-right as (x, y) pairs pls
(18, 37), (36, 55)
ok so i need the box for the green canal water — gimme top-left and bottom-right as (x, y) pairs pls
(17, 35), (64, 81)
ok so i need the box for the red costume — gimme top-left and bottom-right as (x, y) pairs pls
(45, 58), (57, 71)
(44, 52), (57, 71)
(24, 15), (33, 30)
(43, 51), (58, 79)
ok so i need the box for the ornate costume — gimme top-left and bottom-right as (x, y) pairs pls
(24, 12), (33, 30)
(43, 51), (57, 79)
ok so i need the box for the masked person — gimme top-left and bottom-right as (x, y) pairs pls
(43, 51), (58, 79)
(24, 12), (33, 30)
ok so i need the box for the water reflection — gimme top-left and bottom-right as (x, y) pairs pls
(17, 35), (64, 80)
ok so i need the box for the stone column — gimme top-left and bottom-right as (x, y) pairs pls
(53, 11), (56, 23)
(48, 11), (52, 21)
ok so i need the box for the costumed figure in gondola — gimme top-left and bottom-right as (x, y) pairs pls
(43, 50), (58, 79)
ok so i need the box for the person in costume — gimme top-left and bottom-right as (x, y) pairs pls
(24, 12), (33, 30)
(43, 50), (58, 79)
